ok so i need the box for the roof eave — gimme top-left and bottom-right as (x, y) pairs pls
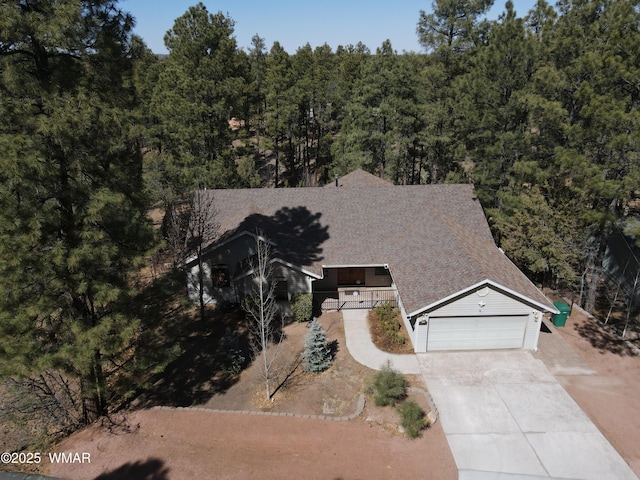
(233, 257), (322, 282)
(180, 230), (277, 269)
(321, 263), (389, 269)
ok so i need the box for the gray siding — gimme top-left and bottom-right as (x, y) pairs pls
(429, 287), (533, 317)
(206, 234), (258, 269)
(314, 268), (337, 290)
(188, 233), (315, 306)
(410, 286), (543, 352)
(365, 268), (393, 287)
(187, 263), (239, 305)
(272, 263), (313, 299)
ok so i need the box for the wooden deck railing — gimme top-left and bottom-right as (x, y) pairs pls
(314, 288), (398, 310)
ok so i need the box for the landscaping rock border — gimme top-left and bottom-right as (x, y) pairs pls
(152, 393), (366, 422)
(407, 386), (439, 424)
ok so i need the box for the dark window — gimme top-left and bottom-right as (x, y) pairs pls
(274, 278), (288, 301)
(211, 265), (230, 288)
(374, 266), (389, 276)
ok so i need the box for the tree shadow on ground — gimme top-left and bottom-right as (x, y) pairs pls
(93, 458), (169, 480)
(329, 339), (339, 359)
(132, 301), (253, 408)
(124, 205), (329, 409)
(574, 319), (636, 356)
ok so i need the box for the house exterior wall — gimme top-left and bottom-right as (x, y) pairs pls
(187, 262), (239, 305)
(186, 234), (260, 306)
(272, 263), (313, 299)
(205, 234), (258, 268)
(190, 263), (313, 306)
(429, 287), (534, 317)
(237, 263), (312, 301)
(314, 268), (337, 290)
(409, 286), (543, 352)
(365, 268), (393, 287)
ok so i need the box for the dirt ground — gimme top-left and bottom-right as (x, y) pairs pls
(44, 311), (457, 480)
(31, 300), (640, 480)
(197, 311), (369, 416)
(553, 307), (640, 477)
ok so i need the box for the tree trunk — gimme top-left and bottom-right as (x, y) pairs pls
(583, 225), (611, 314)
(81, 353), (107, 424)
(274, 135), (280, 188)
(198, 251), (206, 322)
(622, 269), (639, 338)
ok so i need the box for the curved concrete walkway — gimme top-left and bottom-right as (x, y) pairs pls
(341, 309), (421, 374)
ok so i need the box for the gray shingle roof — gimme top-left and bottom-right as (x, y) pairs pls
(324, 169), (393, 188)
(199, 183), (554, 314)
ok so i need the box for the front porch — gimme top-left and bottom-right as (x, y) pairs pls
(314, 287), (398, 310)
(313, 265), (397, 310)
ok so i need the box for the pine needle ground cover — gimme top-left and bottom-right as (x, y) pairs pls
(368, 305), (414, 354)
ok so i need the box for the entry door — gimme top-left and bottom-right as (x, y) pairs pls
(337, 268), (366, 286)
(426, 315), (528, 351)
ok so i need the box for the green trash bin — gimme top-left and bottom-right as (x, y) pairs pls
(552, 301), (571, 327)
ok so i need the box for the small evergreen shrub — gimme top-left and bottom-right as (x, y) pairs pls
(302, 319), (332, 372)
(374, 303), (405, 345)
(397, 400), (428, 438)
(367, 361), (406, 406)
(218, 326), (245, 374)
(291, 293), (313, 322)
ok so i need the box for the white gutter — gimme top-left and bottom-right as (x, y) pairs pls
(321, 263), (389, 269)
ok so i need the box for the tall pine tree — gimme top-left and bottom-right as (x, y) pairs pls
(148, 3), (243, 197)
(0, 0), (156, 423)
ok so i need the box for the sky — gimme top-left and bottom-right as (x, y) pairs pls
(121, 0), (540, 55)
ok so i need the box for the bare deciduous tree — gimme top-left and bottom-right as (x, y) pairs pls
(163, 202), (191, 267)
(1, 371), (84, 442)
(242, 232), (284, 401)
(185, 189), (220, 321)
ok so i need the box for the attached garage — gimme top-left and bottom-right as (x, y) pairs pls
(410, 282), (550, 353)
(424, 315), (528, 351)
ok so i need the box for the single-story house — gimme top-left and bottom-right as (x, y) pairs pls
(183, 169), (558, 353)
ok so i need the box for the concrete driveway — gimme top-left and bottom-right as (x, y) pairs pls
(418, 351), (638, 480)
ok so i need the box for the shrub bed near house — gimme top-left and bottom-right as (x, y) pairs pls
(291, 293), (313, 322)
(371, 303), (406, 346)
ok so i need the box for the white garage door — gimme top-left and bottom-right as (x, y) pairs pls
(426, 315), (528, 351)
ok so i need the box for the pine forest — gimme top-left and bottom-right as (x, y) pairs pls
(0, 0), (639, 445)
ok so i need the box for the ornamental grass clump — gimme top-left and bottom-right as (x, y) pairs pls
(397, 400), (428, 438)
